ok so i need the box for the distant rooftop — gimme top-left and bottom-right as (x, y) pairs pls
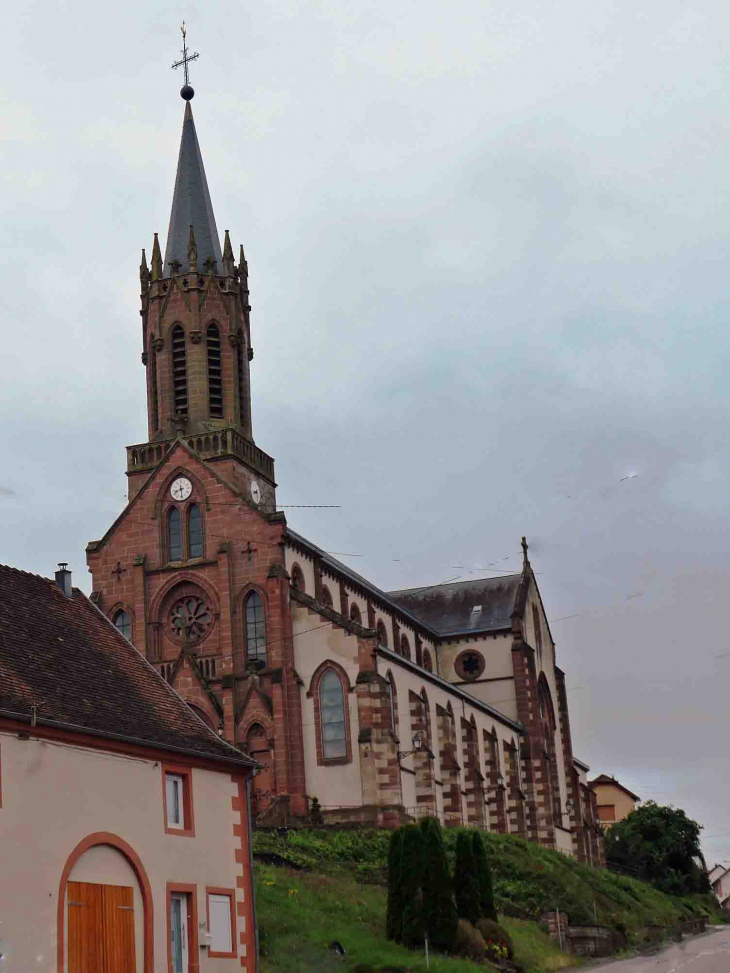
(389, 575), (522, 636)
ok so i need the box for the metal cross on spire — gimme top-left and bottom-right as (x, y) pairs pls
(171, 21), (199, 88)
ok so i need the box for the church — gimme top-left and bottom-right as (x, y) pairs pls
(85, 81), (604, 865)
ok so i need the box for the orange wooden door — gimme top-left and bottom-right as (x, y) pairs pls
(68, 881), (136, 973)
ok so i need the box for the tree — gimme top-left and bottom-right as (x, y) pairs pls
(454, 830), (482, 925)
(386, 828), (405, 942)
(472, 830), (498, 921)
(605, 802), (710, 896)
(420, 816), (458, 952)
(400, 824), (425, 947)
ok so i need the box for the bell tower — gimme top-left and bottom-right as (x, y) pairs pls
(128, 85), (275, 508)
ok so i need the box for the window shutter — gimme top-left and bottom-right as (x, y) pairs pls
(209, 893), (233, 952)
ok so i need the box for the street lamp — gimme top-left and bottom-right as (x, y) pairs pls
(565, 799), (575, 815)
(397, 734), (424, 760)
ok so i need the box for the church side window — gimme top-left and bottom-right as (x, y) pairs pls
(376, 621), (388, 648)
(207, 324), (223, 418)
(400, 635), (411, 661)
(291, 565), (305, 592)
(168, 507), (183, 561)
(188, 504), (203, 559)
(113, 609), (132, 642)
(321, 586), (333, 608)
(350, 603), (362, 625)
(320, 669), (346, 760)
(171, 325), (188, 415)
(532, 604), (543, 667)
(244, 591), (267, 664)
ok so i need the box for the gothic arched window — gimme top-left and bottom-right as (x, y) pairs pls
(244, 591), (267, 664)
(376, 621), (388, 648)
(291, 565), (305, 592)
(400, 635), (411, 661)
(423, 649), (433, 672)
(113, 609), (132, 642)
(171, 325), (188, 415)
(320, 669), (346, 760)
(350, 603), (362, 626)
(321, 586), (333, 609)
(168, 507), (182, 561)
(207, 324), (223, 418)
(188, 504), (203, 558)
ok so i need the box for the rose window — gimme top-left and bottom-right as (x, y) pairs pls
(170, 595), (212, 644)
(455, 649), (485, 681)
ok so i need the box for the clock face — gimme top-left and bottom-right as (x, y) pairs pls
(250, 480), (261, 504)
(170, 476), (193, 501)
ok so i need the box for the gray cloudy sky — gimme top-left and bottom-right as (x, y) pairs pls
(3, 1), (730, 861)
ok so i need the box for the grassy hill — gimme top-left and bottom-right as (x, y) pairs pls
(253, 827), (721, 973)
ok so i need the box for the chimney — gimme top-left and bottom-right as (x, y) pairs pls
(55, 563), (72, 598)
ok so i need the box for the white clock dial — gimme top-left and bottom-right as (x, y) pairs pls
(250, 480), (261, 504)
(170, 476), (193, 501)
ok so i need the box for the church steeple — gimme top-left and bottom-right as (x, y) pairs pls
(127, 77), (275, 505)
(163, 101), (222, 276)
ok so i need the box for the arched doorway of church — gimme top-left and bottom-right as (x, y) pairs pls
(246, 723), (274, 818)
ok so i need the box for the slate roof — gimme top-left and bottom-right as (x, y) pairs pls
(589, 774), (640, 802)
(163, 101), (223, 276)
(388, 576), (522, 636)
(0, 563), (253, 766)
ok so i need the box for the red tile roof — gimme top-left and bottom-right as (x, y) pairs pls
(0, 563), (253, 766)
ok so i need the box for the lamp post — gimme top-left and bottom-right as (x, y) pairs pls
(397, 734), (424, 760)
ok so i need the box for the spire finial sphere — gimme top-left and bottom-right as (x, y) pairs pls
(181, 85), (195, 100)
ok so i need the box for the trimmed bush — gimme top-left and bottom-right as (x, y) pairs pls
(477, 917), (514, 960)
(473, 830), (498, 921)
(399, 824), (424, 948)
(454, 919), (487, 961)
(386, 829), (405, 942)
(454, 830), (482, 925)
(419, 816), (458, 953)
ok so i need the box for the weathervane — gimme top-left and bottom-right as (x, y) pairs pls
(172, 21), (199, 100)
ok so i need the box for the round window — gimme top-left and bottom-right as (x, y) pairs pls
(454, 649), (485, 681)
(170, 595), (213, 644)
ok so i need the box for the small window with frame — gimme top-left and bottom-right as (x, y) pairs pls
(162, 765), (195, 836)
(206, 887), (237, 958)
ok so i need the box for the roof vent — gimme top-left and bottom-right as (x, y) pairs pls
(55, 562), (72, 599)
(471, 605), (482, 614)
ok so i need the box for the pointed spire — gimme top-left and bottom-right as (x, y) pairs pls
(187, 224), (198, 273)
(140, 249), (150, 291)
(163, 101), (222, 276)
(238, 244), (248, 280)
(222, 230), (235, 276)
(150, 234), (163, 281)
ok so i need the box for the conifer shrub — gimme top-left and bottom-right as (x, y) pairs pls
(419, 816), (458, 953)
(453, 919), (487, 961)
(399, 824), (425, 948)
(385, 828), (405, 942)
(454, 830), (482, 925)
(477, 917), (514, 960)
(473, 830), (498, 921)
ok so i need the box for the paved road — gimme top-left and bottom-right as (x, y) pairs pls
(596, 926), (730, 973)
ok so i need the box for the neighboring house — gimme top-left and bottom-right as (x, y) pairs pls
(708, 864), (730, 908)
(574, 758), (603, 866)
(84, 87), (605, 865)
(590, 774), (640, 829)
(0, 561), (257, 972)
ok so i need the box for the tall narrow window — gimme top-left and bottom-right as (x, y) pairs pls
(400, 635), (411, 661)
(113, 609), (132, 642)
(172, 325), (188, 415)
(350, 603), (362, 625)
(320, 669), (346, 759)
(206, 324), (223, 418)
(244, 591), (267, 664)
(376, 621), (388, 647)
(188, 504), (203, 558)
(150, 347), (159, 431)
(237, 337), (247, 429)
(168, 507), (183, 561)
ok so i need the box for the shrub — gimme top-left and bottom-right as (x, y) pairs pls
(455, 830), (482, 925)
(419, 816), (458, 953)
(453, 919), (487, 961)
(400, 824), (424, 948)
(473, 830), (498, 921)
(477, 917), (514, 959)
(386, 828), (405, 942)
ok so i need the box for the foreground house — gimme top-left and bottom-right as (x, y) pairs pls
(0, 562), (257, 972)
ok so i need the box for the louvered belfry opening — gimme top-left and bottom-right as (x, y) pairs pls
(237, 338), (247, 429)
(171, 325), (188, 415)
(207, 324), (223, 418)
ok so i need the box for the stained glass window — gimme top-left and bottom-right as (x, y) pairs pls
(245, 592), (267, 663)
(320, 669), (346, 760)
(168, 507), (182, 561)
(188, 504), (203, 558)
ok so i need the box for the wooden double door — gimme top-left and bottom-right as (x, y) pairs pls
(68, 881), (136, 973)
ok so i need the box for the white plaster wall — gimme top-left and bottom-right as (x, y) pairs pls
(0, 732), (247, 973)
